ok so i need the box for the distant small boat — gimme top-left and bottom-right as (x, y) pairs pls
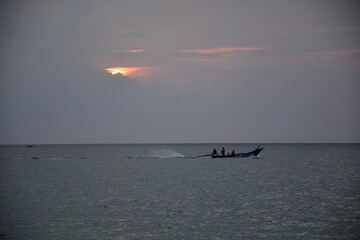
(211, 146), (264, 159)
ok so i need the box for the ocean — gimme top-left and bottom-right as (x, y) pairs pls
(0, 144), (359, 240)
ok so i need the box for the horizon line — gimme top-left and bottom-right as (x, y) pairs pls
(1, 142), (359, 146)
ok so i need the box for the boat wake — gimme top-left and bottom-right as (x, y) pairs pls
(126, 147), (263, 159)
(126, 149), (186, 159)
(148, 149), (185, 158)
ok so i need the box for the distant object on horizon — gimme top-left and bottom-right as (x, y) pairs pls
(211, 146), (264, 159)
(195, 146), (264, 158)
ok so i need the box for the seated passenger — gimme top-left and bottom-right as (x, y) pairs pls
(221, 147), (225, 156)
(212, 148), (217, 155)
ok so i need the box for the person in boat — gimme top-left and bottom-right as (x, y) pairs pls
(231, 150), (235, 156)
(221, 147), (225, 156)
(212, 148), (217, 156)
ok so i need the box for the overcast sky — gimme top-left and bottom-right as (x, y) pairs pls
(1, 0), (359, 144)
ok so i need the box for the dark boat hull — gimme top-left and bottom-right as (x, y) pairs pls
(211, 147), (264, 159)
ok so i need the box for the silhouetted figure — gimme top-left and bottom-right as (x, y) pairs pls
(221, 147), (225, 156)
(212, 148), (217, 155)
(231, 150), (235, 156)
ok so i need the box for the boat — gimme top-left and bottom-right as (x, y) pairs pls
(211, 146), (264, 159)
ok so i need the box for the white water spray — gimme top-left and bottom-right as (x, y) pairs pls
(147, 149), (185, 158)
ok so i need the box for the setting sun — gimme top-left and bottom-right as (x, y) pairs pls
(105, 67), (146, 77)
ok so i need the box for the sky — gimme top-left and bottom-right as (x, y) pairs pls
(0, 0), (360, 144)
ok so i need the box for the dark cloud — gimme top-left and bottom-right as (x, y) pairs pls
(1, 0), (360, 143)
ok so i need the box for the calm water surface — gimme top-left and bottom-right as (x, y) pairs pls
(0, 144), (359, 239)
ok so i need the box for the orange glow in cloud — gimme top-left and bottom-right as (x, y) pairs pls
(105, 67), (147, 77)
(115, 49), (151, 53)
(125, 49), (151, 53)
(179, 47), (265, 54)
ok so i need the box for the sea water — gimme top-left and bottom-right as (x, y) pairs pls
(0, 144), (359, 240)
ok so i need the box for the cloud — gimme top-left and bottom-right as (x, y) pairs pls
(312, 26), (360, 33)
(178, 47), (265, 54)
(114, 49), (152, 53)
(173, 47), (266, 65)
(298, 49), (360, 65)
(308, 49), (360, 57)
(270, 48), (360, 68)
(105, 67), (149, 78)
